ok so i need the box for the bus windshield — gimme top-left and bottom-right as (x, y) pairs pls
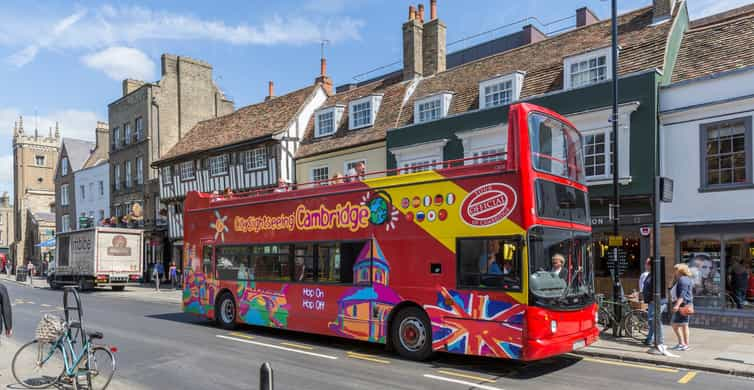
(529, 113), (585, 184)
(528, 227), (594, 307)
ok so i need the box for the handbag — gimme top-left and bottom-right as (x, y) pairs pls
(679, 303), (694, 316)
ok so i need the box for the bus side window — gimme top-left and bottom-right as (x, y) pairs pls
(202, 245), (213, 277)
(457, 237), (522, 291)
(294, 244), (315, 282)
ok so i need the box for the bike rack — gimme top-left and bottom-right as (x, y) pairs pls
(62, 286), (87, 348)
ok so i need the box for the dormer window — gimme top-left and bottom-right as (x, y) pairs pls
(349, 95), (382, 130)
(479, 72), (525, 109)
(414, 92), (453, 124)
(564, 47), (613, 90)
(315, 105), (344, 137)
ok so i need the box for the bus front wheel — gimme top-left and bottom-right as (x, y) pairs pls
(216, 293), (238, 330)
(391, 307), (433, 361)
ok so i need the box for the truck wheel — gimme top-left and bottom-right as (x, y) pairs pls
(112, 286), (125, 291)
(216, 293), (237, 330)
(390, 306), (433, 361)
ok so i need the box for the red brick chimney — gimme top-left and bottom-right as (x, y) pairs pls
(576, 7), (599, 27)
(315, 57), (334, 95)
(418, 4), (425, 24)
(422, 0), (445, 75)
(266, 81), (274, 101)
(430, 0), (437, 20)
(409, 5), (416, 21)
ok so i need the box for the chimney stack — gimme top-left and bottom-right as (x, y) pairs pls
(122, 79), (145, 97)
(95, 121), (109, 152)
(521, 24), (547, 44)
(418, 4), (425, 23)
(422, 0), (446, 76)
(576, 7), (599, 27)
(266, 81), (275, 101)
(315, 57), (334, 95)
(430, 0), (437, 20)
(403, 5), (424, 80)
(653, 0), (675, 22)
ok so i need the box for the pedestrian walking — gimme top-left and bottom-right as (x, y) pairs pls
(0, 283), (12, 343)
(152, 263), (163, 292)
(641, 258), (672, 356)
(670, 263), (694, 351)
(26, 261), (35, 287)
(169, 262), (178, 290)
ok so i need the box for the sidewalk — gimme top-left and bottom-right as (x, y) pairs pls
(573, 326), (754, 377)
(0, 273), (182, 305)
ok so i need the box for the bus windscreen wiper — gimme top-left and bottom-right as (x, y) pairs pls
(560, 268), (582, 300)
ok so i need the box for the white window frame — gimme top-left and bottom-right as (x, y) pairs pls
(344, 159), (367, 176)
(179, 161), (195, 181)
(457, 124), (508, 165)
(315, 106), (342, 137)
(114, 165), (121, 190)
(479, 72), (525, 109)
(136, 157), (144, 185)
(35, 155), (45, 166)
(311, 166), (330, 185)
(209, 155), (229, 177)
(61, 214), (70, 233)
(244, 147), (267, 171)
(125, 160), (132, 188)
(582, 129), (613, 180)
(162, 166), (173, 185)
(349, 96), (382, 130)
(414, 92), (453, 124)
(61, 157), (69, 176)
(61, 184), (69, 206)
(566, 101), (639, 185)
(564, 47), (613, 90)
(390, 139), (449, 174)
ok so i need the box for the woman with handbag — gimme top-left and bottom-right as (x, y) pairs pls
(670, 263), (694, 351)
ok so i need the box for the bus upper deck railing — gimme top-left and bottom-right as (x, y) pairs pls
(205, 152), (508, 202)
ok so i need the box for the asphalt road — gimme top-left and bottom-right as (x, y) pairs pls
(3, 282), (753, 390)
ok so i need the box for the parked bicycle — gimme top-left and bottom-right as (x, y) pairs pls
(595, 293), (649, 342)
(12, 286), (117, 390)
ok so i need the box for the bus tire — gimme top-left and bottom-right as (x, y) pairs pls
(216, 293), (238, 330)
(390, 306), (433, 361)
(111, 286), (125, 291)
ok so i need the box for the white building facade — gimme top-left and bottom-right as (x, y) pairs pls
(660, 66), (754, 312)
(74, 162), (110, 228)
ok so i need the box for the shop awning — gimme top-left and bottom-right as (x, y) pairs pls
(35, 238), (56, 248)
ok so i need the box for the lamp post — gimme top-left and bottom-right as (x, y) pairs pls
(609, 0), (624, 337)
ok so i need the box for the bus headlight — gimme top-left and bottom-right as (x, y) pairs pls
(595, 310), (599, 325)
(550, 320), (558, 334)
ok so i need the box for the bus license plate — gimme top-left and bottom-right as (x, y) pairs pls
(573, 340), (586, 350)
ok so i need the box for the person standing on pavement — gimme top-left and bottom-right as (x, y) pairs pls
(26, 261), (35, 287)
(642, 258), (669, 354)
(639, 258), (651, 297)
(169, 262), (178, 290)
(670, 263), (694, 351)
(729, 260), (749, 309)
(152, 262), (163, 292)
(0, 283), (12, 342)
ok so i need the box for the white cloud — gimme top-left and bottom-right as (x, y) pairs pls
(688, 0), (753, 19)
(82, 47), (155, 81)
(0, 107), (100, 142)
(0, 5), (365, 66)
(0, 154), (12, 198)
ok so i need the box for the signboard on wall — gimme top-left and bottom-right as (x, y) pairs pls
(660, 177), (674, 203)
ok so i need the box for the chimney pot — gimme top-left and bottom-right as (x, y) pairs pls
(409, 5), (416, 20)
(320, 57), (327, 76)
(418, 4), (425, 23)
(576, 7), (600, 27)
(430, 0), (437, 20)
(268, 81), (274, 99)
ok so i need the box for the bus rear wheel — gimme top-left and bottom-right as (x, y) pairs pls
(216, 293), (237, 330)
(391, 307), (433, 361)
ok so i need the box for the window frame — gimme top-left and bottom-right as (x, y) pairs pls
(61, 214), (70, 233)
(35, 155), (45, 167)
(112, 127), (120, 149)
(136, 157), (144, 185)
(456, 235), (524, 292)
(179, 161), (195, 181)
(582, 129), (613, 180)
(80, 184), (85, 200)
(699, 116), (753, 192)
(563, 47), (613, 90)
(479, 72), (525, 109)
(135, 117), (144, 141)
(125, 160), (132, 188)
(162, 166), (173, 185)
(60, 184), (69, 206)
(61, 157), (69, 176)
(414, 92), (452, 124)
(124, 122), (132, 145)
(344, 159), (367, 176)
(391, 139), (448, 174)
(311, 165), (329, 185)
(457, 124), (508, 165)
(349, 96), (381, 130)
(243, 147), (267, 171)
(208, 155), (229, 177)
(114, 164), (121, 190)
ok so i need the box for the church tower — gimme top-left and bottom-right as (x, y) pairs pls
(11, 116), (60, 268)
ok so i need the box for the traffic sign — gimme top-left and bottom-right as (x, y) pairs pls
(640, 226), (651, 237)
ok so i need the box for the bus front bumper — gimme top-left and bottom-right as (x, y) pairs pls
(524, 326), (599, 361)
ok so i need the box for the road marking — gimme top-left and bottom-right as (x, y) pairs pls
(216, 335), (337, 360)
(678, 371), (697, 384)
(228, 332), (255, 340)
(580, 357), (679, 373)
(436, 369), (497, 383)
(281, 342), (314, 350)
(423, 374), (504, 390)
(346, 352), (390, 364)
(40, 304), (52, 307)
(56, 306), (65, 311)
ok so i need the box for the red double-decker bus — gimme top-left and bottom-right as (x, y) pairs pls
(182, 102), (598, 361)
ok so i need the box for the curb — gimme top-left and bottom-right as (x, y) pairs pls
(572, 349), (754, 378)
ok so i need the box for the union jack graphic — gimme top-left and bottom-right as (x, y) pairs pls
(424, 287), (524, 359)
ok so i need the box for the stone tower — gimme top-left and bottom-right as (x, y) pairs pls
(11, 117), (60, 268)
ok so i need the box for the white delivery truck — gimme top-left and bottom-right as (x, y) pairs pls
(50, 227), (143, 290)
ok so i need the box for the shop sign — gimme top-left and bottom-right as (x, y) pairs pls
(660, 177), (674, 202)
(608, 235), (623, 247)
(640, 226), (652, 237)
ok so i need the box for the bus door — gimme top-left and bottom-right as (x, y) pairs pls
(199, 239), (218, 309)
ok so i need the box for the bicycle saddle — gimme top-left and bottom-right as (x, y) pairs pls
(87, 330), (103, 340)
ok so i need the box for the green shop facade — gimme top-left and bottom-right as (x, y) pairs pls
(387, 70), (663, 295)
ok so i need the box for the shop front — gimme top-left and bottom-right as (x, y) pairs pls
(591, 213), (653, 296)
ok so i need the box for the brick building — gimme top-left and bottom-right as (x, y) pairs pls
(54, 137), (95, 233)
(0, 192), (13, 266)
(108, 53), (234, 277)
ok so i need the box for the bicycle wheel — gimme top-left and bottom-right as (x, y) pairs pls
(75, 346), (116, 390)
(597, 307), (612, 332)
(623, 310), (649, 341)
(12, 339), (65, 389)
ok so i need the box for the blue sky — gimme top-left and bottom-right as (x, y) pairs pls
(0, 0), (750, 197)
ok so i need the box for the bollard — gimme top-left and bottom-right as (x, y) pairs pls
(259, 361), (273, 390)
